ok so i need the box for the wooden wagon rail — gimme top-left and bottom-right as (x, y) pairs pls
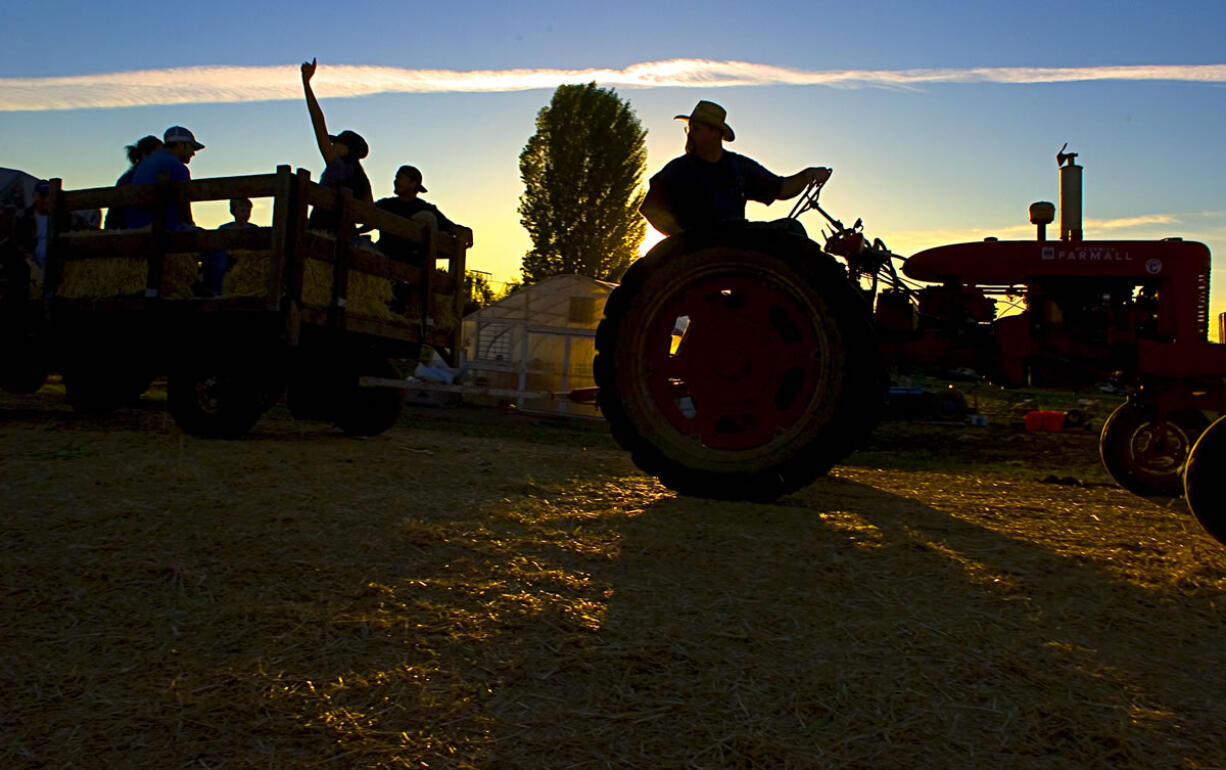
(44, 165), (471, 361)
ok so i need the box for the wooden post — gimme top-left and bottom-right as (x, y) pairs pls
(265, 165), (293, 312)
(146, 171), (171, 300)
(42, 178), (66, 299)
(284, 168), (312, 347)
(420, 226), (435, 346)
(329, 188), (354, 330)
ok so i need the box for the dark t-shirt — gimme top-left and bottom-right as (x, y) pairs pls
(308, 156), (373, 231)
(374, 196), (455, 264)
(103, 167), (138, 230)
(127, 150), (192, 229)
(647, 151), (782, 232)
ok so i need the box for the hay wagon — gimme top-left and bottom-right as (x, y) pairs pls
(9, 165), (471, 438)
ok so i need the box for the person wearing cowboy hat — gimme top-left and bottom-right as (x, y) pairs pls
(640, 100), (831, 237)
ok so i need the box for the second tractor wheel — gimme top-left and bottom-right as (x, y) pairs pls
(1099, 402), (1208, 497)
(593, 224), (884, 500)
(1183, 415), (1226, 545)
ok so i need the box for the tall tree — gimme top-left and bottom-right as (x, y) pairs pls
(519, 83), (646, 284)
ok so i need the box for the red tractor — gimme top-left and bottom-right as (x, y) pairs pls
(594, 148), (1226, 544)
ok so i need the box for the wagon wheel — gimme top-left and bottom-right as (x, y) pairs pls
(1098, 402), (1208, 497)
(334, 355), (405, 436)
(593, 224), (884, 500)
(1183, 415), (1226, 545)
(167, 349), (283, 439)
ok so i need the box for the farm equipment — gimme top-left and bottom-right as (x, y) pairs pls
(0, 165), (471, 438)
(594, 148), (1226, 543)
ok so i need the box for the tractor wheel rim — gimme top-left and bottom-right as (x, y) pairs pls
(640, 273), (830, 450)
(1129, 420), (1192, 477)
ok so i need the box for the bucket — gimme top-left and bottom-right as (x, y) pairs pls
(1024, 410), (1066, 431)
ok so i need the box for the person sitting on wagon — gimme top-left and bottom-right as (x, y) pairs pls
(128, 126), (228, 296)
(219, 197), (258, 230)
(374, 165), (456, 266)
(639, 100), (832, 237)
(128, 125), (204, 231)
(300, 58), (373, 232)
(105, 134), (163, 230)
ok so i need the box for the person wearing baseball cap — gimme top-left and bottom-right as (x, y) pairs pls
(373, 165), (457, 268)
(640, 100), (832, 237)
(301, 57), (373, 231)
(127, 125), (206, 230)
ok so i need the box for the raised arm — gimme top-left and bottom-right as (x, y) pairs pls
(778, 166), (832, 201)
(301, 58), (341, 165)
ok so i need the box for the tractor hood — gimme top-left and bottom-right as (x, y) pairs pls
(903, 239), (1211, 285)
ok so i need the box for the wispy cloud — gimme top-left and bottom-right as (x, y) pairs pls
(883, 213), (1200, 253)
(2, 59), (1225, 112)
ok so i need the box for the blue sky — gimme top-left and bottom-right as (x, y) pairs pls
(2, 0), (1223, 311)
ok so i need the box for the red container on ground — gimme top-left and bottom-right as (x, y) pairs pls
(1024, 410), (1066, 431)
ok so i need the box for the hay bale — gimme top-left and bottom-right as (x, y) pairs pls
(302, 258), (397, 321)
(222, 250), (271, 297)
(58, 254), (197, 299)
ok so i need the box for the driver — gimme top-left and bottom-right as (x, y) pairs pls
(640, 100), (832, 237)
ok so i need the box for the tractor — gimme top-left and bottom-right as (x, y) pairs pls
(593, 148), (1226, 544)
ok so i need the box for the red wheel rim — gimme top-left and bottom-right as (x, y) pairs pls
(640, 273), (828, 450)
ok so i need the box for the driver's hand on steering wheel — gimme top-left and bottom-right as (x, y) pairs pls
(806, 167), (832, 186)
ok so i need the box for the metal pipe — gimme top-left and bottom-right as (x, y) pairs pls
(1060, 161), (1083, 241)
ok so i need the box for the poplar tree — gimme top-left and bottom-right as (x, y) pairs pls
(518, 83), (646, 284)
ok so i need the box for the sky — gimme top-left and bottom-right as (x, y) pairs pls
(2, 0), (1224, 312)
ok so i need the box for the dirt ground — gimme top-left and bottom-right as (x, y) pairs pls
(3, 386), (1226, 769)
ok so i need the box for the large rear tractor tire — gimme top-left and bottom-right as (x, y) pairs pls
(593, 224), (884, 500)
(1184, 415), (1226, 545)
(1099, 402), (1208, 497)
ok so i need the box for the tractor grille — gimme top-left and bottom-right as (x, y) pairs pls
(1197, 264), (1211, 339)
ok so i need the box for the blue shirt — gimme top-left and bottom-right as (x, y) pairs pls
(647, 151), (782, 232)
(127, 150), (192, 230)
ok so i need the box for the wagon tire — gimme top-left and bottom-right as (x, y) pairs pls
(167, 353), (278, 439)
(594, 223), (884, 500)
(1099, 402), (1208, 497)
(334, 356), (404, 437)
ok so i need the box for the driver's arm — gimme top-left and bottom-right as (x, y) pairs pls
(640, 185), (683, 237)
(777, 167), (832, 201)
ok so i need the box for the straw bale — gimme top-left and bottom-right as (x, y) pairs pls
(301, 258), (407, 324)
(58, 254), (198, 299)
(222, 249), (271, 297)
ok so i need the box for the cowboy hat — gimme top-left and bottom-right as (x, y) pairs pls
(674, 100), (734, 142)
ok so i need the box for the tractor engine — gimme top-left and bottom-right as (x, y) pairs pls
(899, 148), (1211, 387)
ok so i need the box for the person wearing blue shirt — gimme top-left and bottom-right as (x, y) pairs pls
(127, 126), (204, 230)
(640, 101), (832, 237)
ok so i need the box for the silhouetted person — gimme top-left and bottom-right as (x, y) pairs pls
(106, 135), (163, 230)
(128, 126), (205, 230)
(375, 165), (456, 266)
(219, 197), (258, 230)
(640, 100), (831, 237)
(301, 58), (372, 231)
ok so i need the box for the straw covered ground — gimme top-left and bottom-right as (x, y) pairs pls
(2, 387), (1226, 769)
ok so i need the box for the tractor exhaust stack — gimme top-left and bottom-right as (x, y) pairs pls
(1057, 144), (1083, 241)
